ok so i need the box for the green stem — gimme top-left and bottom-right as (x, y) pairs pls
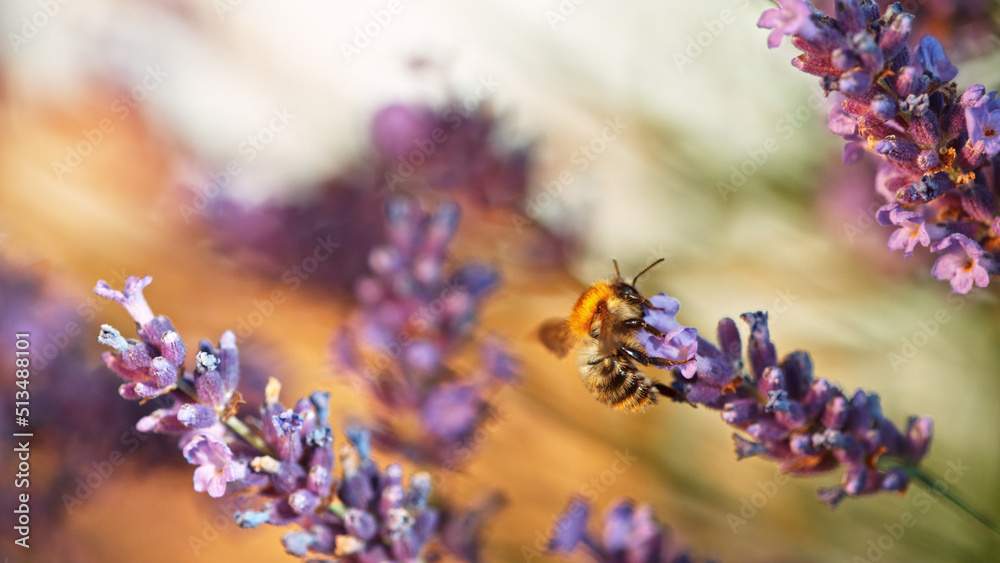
(174, 380), (277, 458)
(328, 501), (348, 519)
(738, 376), (767, 404)
(881, 458), (1000, 537)
(907, 465), (1000, 538)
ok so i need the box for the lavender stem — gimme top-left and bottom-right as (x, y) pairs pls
(907, 464), (1000, 537)
(175, 378), (276, 458)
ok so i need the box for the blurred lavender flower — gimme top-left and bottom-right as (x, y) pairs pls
(372, 102), (530, 209)
(640, 293), (932, 508)
(547, 497), (708, 562)
(332, 197), (519, 467)
(204, 180), (385, 294)
(0, 263), (175, 560)
(758, 0), (1000, 292)
(200, 96), (566, 294)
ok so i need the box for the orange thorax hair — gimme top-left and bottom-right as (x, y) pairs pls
(566, 280), (616, 339)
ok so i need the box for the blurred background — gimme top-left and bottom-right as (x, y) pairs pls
(1, 0), (999, 561)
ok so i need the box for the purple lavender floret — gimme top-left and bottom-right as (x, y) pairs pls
(333, 197), (518, 466)
(930, 233), (992, 293)
(547, 497), (709, 562)
(758, 0), (1000, 292)
(96, 278), (244, 432)
(95, 276), (186, 401)
(184, 431), (244, 498)
(642, 292), (933, 508)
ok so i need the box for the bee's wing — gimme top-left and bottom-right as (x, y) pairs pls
(538, 318), (575, 358)
(594, 304), (619, 357)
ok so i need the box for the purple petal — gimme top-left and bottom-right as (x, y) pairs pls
(914, 36), (958, 83)
(183, 432), (237, 498)
(94, 275), (155, 326)
(905, 417), (933, 461)
(733, 434), (767, 460)
(740, 312), (777, 379)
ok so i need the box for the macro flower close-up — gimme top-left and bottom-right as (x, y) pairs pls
(1, 1), (999, 562)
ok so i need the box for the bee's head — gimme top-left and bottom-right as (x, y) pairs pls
(613, 280), (644, 304)
(612, 258), (664, 295)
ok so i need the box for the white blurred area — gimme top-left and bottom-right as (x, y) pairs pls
(0, 0), (813, 203)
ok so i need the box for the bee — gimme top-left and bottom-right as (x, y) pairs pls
(539, 258), (691, 412)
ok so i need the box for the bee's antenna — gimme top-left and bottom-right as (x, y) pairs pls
(612, 259), (622, 279)
(632, 258), (665, 286)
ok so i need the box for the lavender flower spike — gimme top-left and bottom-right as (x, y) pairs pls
(94, 289), (436, 558)
(642, 293), (933, 508)
(93, 276), (497, 560)
(758, 0), (1000, 292)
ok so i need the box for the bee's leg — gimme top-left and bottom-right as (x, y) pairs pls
(620, 344), (693, 368)
(643, 300), (665, 312)
(653, 382), (695, 407)
(620, 345), (675, 366)
(620, 318), (666, 338)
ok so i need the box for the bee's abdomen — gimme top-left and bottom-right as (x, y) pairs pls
(582, 355), (659, 413)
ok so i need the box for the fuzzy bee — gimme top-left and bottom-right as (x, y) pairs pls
(539, 259), (691, 412)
